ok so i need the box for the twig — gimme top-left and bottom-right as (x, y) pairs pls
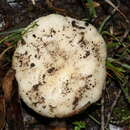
(105, 0), (129, 23)
(120, 24), (130, 42)
(101, 95), (105, 130)
(105, 89), (122, 128)
(101, 83), (106, 130)
(88, 114), (101, 125)
(89, 114), (110, 130)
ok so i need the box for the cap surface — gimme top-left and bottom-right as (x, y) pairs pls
(12, 14), (106, 118)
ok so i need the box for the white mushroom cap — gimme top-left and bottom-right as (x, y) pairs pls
(12, 14), (106, 118)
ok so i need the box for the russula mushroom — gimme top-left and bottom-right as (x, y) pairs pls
(12, 14), (106, 118)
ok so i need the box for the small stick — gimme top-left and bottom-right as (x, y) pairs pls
(105, 89), (122, 128)
(88, 114), (101, 125)
(105, 0), (129, 23)
(101, 96), (105, 130)
(101, 83), (106, 130)
(120, 25), (130, 42)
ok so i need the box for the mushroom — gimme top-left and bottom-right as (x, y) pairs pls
(12, 14), (106, 118)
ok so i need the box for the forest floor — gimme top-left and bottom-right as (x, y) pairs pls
(0, 0), (130, 130)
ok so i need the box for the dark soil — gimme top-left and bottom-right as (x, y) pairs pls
(0, 0), (130, 130)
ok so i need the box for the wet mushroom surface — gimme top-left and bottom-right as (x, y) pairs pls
(12, 14), (106, 118)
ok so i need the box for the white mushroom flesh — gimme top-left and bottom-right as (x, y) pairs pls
(12, 14), (106, 118)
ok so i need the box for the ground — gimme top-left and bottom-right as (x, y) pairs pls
(0, 0), (130, 130)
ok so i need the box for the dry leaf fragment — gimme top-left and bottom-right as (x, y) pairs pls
(2, 68), (15, 102)
(6, 84), (24, 130)
(0, 96), (6, 130)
